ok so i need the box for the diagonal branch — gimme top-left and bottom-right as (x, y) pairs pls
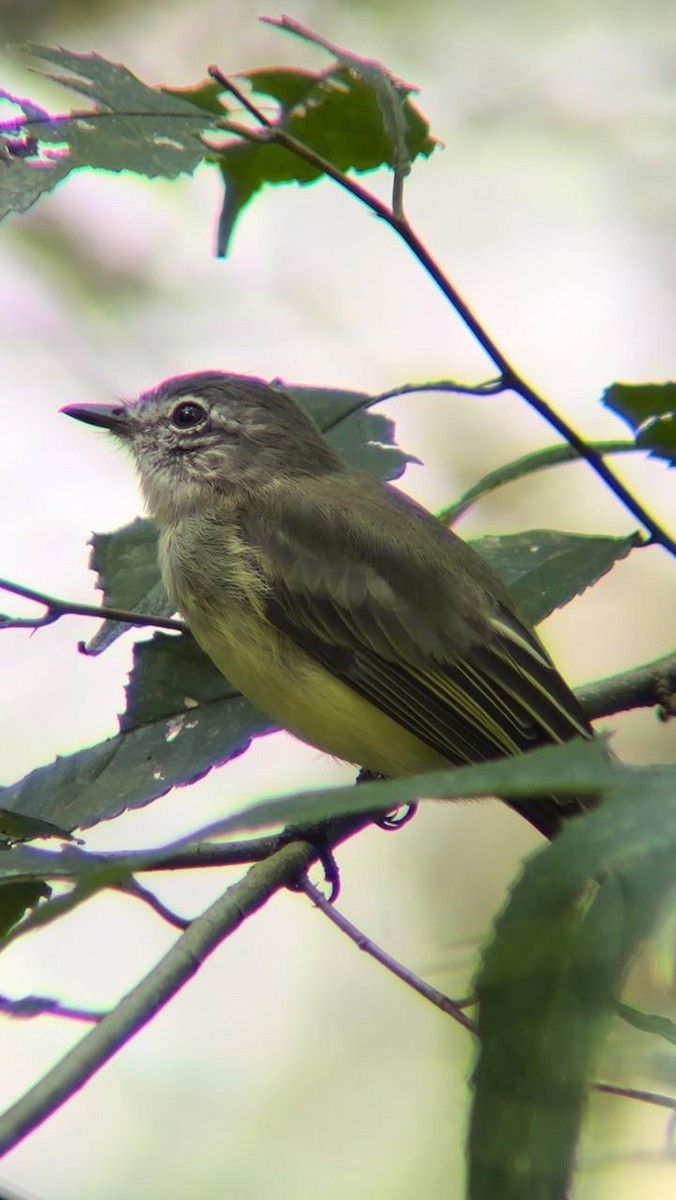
(0, 836), (317, 1155)
(0, 810), (379, 1154)
(207, 64), (674, 556)
(299, 876), (476, 1032)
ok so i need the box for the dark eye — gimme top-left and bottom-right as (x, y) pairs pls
(171, 401), (206, 428)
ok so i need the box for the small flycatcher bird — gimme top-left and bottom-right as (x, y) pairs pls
(63, 371), (593, 838)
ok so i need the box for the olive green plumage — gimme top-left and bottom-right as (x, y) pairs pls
(64, 371), (593, 838)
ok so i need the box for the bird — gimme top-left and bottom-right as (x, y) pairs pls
(63, 370), (593, 839)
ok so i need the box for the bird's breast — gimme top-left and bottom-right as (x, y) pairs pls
(155, 518), (445, 777)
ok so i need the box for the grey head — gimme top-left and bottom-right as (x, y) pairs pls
(63, 371), (343, 524)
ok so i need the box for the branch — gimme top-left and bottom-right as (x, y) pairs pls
(0, 836), (317, 1155)
(115, 878), (191, 930)
(0, 811), (379, 1154)
(594, 1082), (676, 1111)
(577, 654), (676, 722)
(206, 61), (674, 557)
(298, 888), (676, 1114)
(0, 577), (184, 633)
(371, 378), (505, 403)
(299, 877), (476, 1032)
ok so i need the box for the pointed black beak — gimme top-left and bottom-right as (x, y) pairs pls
(61, 402), (130, 435)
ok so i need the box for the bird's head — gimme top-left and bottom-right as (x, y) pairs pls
(63, 371), (341, 524)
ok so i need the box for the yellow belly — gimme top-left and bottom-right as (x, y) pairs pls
(186, 603), (447, 778)
(159, 520), (447, 777)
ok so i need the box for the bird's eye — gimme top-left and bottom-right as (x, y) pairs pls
(171, 401), (206, 428)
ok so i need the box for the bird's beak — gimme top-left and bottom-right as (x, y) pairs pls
(61, 402), (131, 436)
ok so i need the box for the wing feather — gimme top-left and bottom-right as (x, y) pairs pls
(239, 476), (592, 835)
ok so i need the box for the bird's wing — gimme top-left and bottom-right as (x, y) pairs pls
(240, 479), (591, 830)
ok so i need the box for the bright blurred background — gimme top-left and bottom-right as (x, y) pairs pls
(1, 1), (675, 1196)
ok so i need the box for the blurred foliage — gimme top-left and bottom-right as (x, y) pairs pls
(0, 0), (145, 40)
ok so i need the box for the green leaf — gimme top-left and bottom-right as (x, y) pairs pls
(440, 440), (636, 525)
(636, 413), (676, 465)
(603, 381), (676, 429)
(0, 740), (626, 939)
(0, 141), (71, 219)
(120, 631), (236, 733)
(602, 382), (676, 466)
(617, 1001), (676, 1047)
(90, 516), (164, 606)
(261, 14), (425, 182)
(286, 384), (414, 481)
(469, 768), (676, 1200)
(2, 47), (217, 220)
(474, 530), (641, 625)
(83, 517), (172, 656)
(159, 736), (619, 842)
(0, 882), (51, 940)
(162, 79), (228, 117)
(81, 383), (413, 654)
(0, 809), (78, 844)
(0, 641), (274, 831)
(25, 45), (216, 118)
(215, 63), (436, 253)
(0, 746), (605, 888)
(0, 843), (98, 884)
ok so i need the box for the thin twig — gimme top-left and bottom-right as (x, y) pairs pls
(300, 885), (676, 1114)
(205, 73), (675, 555)
(594, 1082), (676, 1110)
(371, 378), (505, 403)
(388, 224), (674, 555)
(0, 577), (184, 633)
(116, 879), (190, 931)
(207, 66), (273, 128)
(299, 876), (476, 1032)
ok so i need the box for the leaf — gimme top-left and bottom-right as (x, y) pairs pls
(88, 517), (162, 612)
(25, 45), (216, 119)
(286, 384), (414, 481)
(469, 768), (676, 1200)
(0, 741), (610, 882)
(0, 809), (78, 844)
(261, 13), (429, 200)
(81, 383), (413, 654)
(0, 141), (71, 219)
(215, 63), (436, 253)
(0, 843), (99, 884)
(634, 415), (676, 465)
(0, 638), (273, 831)
(440, 440), (636, 525)
(157, 735), (619, 844)
(82, 518), (172, 655)
(603, 381), (676, 429)
(120, 631), (235, 733)
(162, 79), (228, 117)
(602, 382), (676, 466)
(474, 530), (641, 626)
(1, 47), (218, 220)
(617, 1002), (676, 1047)
(0, 882), (51, 940)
